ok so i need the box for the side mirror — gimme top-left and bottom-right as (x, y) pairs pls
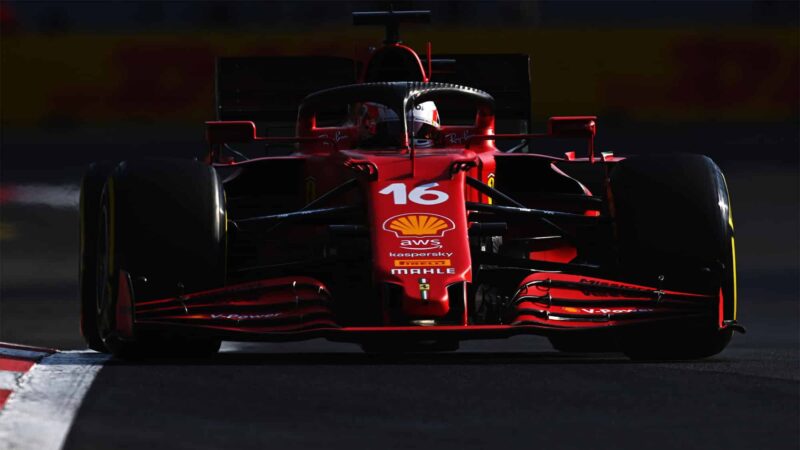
(206, 121), (257, 144)
(548, 116), (596, 138)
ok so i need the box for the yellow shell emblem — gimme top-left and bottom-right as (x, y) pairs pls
(383, 214), (455, 238)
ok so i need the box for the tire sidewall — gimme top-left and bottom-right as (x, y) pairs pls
(79, 161), (117, 352)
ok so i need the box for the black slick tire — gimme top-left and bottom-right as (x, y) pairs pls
(609, 154), (737, 360)
(95, 159), (226, 358)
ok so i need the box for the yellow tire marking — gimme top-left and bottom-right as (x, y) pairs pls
(722, 173), (737, 320)
(486, 174), (495, 205)
(731, 235), (738, 320)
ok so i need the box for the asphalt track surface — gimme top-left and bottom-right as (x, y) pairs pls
(55, 281), (797, 450)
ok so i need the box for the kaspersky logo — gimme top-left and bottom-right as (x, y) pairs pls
(383, 213), (455, 250)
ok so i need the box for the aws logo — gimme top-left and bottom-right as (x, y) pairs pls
(383, 213), (455, 250)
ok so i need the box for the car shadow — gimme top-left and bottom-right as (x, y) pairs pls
(98, 350), (739, 367)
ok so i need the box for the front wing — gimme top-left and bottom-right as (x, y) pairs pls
(121, 271), (727, 343)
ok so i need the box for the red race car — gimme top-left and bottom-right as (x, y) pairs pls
(79, 10), (742, 359)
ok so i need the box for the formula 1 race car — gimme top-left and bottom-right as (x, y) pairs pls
(79, 10), (742, 359)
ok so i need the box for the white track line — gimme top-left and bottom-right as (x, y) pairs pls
(0, 372), (20, 391)
(0, 351), (110, 450)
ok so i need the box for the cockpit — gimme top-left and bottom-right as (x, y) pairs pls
(296, 82), (496, 153)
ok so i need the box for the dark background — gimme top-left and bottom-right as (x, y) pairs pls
(0, 0), (797, 348)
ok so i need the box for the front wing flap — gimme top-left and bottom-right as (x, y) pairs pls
(131, 272), (721, 342)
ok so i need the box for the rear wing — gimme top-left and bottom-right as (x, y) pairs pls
(427, 53), (531, 133)
(215, 53), (531, 135)
(215, 56), (357, 134)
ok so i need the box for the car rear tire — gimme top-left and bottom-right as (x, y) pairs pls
(609, 154), (737, 360)
(95, 159), (226, 358)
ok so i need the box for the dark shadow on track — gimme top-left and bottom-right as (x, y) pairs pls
(92, 351), (745, 367)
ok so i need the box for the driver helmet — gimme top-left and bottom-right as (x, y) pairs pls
(357, 101), (441, 148)
(409, 101), (441, 149)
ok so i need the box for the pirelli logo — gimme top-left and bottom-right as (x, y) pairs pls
(393, 259), (452, 268)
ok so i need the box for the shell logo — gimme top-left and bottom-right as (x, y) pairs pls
(382, 213), (455, 238)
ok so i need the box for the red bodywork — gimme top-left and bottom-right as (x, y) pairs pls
(124, 33), (728, 346)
